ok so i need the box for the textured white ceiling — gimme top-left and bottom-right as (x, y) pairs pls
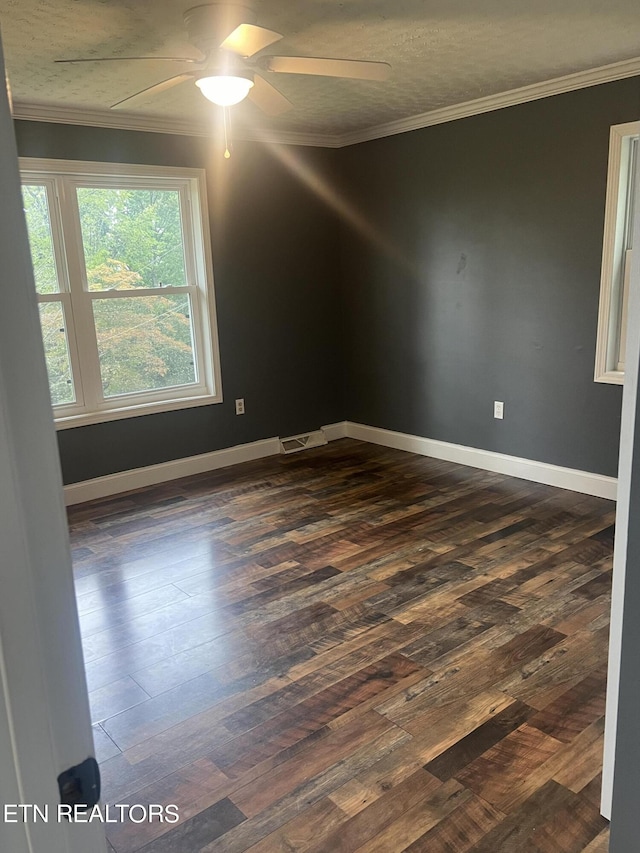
(3, 0), (640, 136)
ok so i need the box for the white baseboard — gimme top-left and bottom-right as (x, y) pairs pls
(63, 423), (349, 506)
(321, 421), (349, 442)
(63, 437), (281, 506)
(62, 419), (617, 505)
(345, 422), (618, 501)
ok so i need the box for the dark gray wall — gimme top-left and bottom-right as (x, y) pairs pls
(338, 78), (640, 476)
(15, 77), (640, 483)
(15, 121), (345, 484)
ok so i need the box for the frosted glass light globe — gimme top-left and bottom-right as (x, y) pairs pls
(195, 76), (254, 107)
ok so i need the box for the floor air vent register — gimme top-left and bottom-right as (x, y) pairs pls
(279, 429), (328, 454)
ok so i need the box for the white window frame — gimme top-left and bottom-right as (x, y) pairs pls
(19, 157), (223, 429)
(595, 122), (638, 385)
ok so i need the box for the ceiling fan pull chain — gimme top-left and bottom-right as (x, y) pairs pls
(223, 105), (232, 159)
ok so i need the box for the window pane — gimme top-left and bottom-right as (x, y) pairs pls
(38, 303), (75, 405)
(93, 294), (196, 397)
(76, 188), (188, 291)
(22, 184), (60, 294)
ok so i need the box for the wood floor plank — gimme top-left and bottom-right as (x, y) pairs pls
(229, 710), (400, 818)
(424, 700), (534, 781)
(304, 769), (443, 853)
(104, 758), (231, 852)
(376, 623), (565, 728)
(243, 797), (348, 853)
(528, 667), (607, 743)
(91, 723), (120, 763)
(66, 439), (613, 853)
(528, 793), (608, 853)
(88, 675), (150, 723)
(212, 656), (421, 779)
(498, 626), (609, 706)
(102, 670), (231, 751)
(403, 793), (504, 852)
(351, 778), (471, 853)
(199, 726), (411, 853)
(454, 724), (564, 812)
(581, 829), (610, 853)
(78, 584), (191, 634)
(550, 718), (606, 794)
(579, 773), (606, 811)
(464, 780), (576, 853)
(138, 798), (246, 853)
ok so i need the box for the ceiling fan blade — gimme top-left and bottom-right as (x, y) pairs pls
(110, 73), (194, 110)
(248, 75), (292, 115)
(264, 56), (391, 81)
(56, 56), (202, 64)
(220, 23), (283, 58)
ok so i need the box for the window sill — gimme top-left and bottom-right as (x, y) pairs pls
(54, 392), (222, 430)
(594, 370), (624, 386)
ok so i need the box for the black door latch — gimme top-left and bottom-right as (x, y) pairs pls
(57, 757), (101, 809)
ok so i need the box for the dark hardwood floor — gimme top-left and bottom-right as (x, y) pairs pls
(68, 438), (613, 852)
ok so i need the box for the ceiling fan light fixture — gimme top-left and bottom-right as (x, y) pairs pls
(195, 74), (254, 106)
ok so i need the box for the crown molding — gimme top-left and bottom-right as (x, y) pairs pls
(12, 101), (214, 137)
(233, 126), (343, 148)
(336, 55), (640, 147)
(12, 54), (640, 149)
(11, 100), (341, 147)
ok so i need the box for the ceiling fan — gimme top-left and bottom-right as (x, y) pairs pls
(55, 2), (391, 115)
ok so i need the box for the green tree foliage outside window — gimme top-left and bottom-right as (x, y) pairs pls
(22, 185), (74, 405)
(77, 188), (187, 290)
(22, 185), (59, 295)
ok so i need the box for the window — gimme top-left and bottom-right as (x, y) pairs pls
(595, 122), (638, 384)
(20, 158), (222, 428)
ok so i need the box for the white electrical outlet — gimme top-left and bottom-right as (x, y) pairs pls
(494, 401), (504, 420)
(235, 398), (245, 415)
